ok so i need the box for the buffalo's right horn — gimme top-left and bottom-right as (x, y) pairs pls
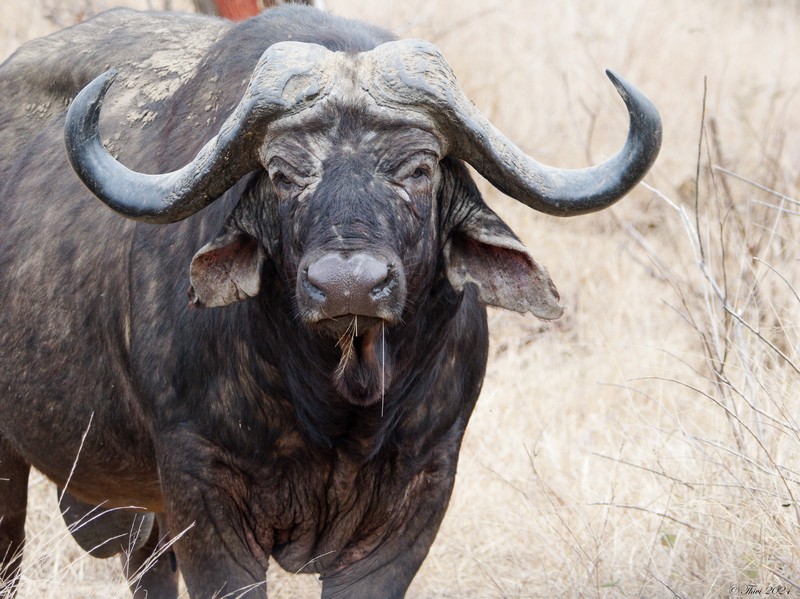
(64, 42), (332, 224)
(366, 40), (662, 217)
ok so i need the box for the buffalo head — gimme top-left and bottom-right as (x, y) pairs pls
(64, 39), (661, 405)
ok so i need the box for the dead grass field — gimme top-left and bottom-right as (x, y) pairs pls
(2, 1), (800, 597)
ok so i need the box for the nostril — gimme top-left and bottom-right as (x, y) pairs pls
(370, 281), (393, 300)
(351, 255), (389, 289)
(302, 267), (327, 302)
(370, 265), (394, 300)
(306, 257), (339, 293)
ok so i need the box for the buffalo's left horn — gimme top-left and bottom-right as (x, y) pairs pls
(367, 40), (662, 217)
(65, 42), (332, 224)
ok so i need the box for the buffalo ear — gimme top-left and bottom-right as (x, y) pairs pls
(188, 230), (265, 308)
(445, 207), (563, 320)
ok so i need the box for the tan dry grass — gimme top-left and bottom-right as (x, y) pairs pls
(2, 0), (799, 597)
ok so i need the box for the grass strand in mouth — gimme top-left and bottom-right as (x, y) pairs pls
(334, 315), (358, 382)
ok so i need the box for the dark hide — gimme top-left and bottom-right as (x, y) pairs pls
(0, 7), (561, 598)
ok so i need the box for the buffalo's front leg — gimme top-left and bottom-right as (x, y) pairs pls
(156, 431), (271, 598)
(320, 462), (458, 599)
(0, 437), (29, 595)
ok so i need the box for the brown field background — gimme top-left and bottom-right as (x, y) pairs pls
(2, 1), (799, 597)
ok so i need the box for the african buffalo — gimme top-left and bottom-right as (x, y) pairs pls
(0, 5), (661, 598)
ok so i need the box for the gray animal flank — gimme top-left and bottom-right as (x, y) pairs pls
(0, 5), (660, 598)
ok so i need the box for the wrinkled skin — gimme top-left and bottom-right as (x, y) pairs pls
(0, 6), (654, 599)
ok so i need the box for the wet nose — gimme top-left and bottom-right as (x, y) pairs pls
(305, 252), (393, 317)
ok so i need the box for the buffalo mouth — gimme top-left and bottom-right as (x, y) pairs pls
(312, 314), (385, 338)
(314, 314), (392, 407)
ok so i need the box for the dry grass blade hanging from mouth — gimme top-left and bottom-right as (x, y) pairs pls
(334, 315), (358, 381)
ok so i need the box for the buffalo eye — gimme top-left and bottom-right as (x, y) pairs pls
(406, 163), (432, 183)
(400, 163), (432, 203)
(388, 151), (438, 206)
(399, 161), (433, 189)
(272, 172), (297, 194)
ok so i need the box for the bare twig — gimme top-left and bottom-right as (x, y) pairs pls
(58, 412), (94, 504)
(713, 166), (800, 206)
(694, 76), (708, 263)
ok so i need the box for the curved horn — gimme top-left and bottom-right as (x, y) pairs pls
(366, 40), (662, 217)
(64, 42), (333, 224)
